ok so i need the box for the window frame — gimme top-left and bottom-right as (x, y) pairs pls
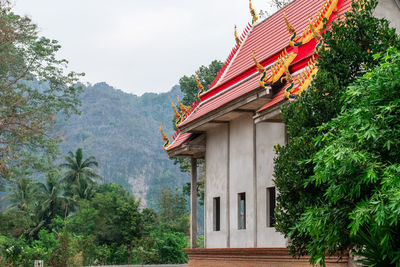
(266, 187), (276, 227)
(238, 192), (246, 230)
(213, 197), (221, 231)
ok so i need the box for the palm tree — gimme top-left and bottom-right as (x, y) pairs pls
(5, 177), (36, 212)
(69, 178), (98, 201)
(60, 148), (101, 196)
(5, 178), (42, 238)
(36, 174), (72, 221)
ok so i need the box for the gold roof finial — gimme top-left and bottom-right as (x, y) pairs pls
(235, 25), (241, 46)
(172, 101), (181, 119)
(249, 0), (258, 25)
(160, 124), (170, 150)
(252, 49), (265, 73)
(177, 95), (189, 114)
(172, 101), (183, 127)
(282, 63), (293, 83)
(195, 72), (204, 91)
(284, 9), (295, 34)
(309, 15), (321, 40)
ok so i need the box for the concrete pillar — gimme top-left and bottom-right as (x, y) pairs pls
(190, 158), (198, 248)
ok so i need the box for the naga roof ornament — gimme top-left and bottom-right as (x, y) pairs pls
(284, 0), (338, 47)
(160, 124), (170, 150)
(286, 56), (318, 99)
(252, 48), (298, 88)
(281, 62), (293, 84)
(235, 25), (241, 47)
(284, 9), (302, 47)
(297, 56), (318, 93)
(249, 0), (258, 25)
(309, 16), (323, 52)
(177, 95), (190, 115)
(282, 63), (295, 99)
(270, 48), (297, 84)
(172, 101), (184, 127)
(195, 72), (205, 99)
(252, 50), (268, 88)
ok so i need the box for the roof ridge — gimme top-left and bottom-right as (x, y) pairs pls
(252, 0), (300, 31)
(206, 22), (253, 91)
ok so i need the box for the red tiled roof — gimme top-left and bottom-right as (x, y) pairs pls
(203, 0), (352, 100)
(180, 72), (264, 127)
(219, 0), (322, 85)
(181, 0), (353, 128)
(166, 132), (193, 151)
(166, 0), (354, 151)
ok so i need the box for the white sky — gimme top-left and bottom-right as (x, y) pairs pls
(14, 0), (276, 95)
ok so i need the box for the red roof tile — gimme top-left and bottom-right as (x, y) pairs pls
(203, 0), (352, 100)
(167, 0), (354, 150)
(166, 132), (193, 151)
(180, 0), (353, 128)
(180, 73), (263, 127)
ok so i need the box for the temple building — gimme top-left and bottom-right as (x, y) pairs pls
(160, 0), (400, 266)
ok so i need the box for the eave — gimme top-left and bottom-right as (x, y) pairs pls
(166, 134), (206, 159)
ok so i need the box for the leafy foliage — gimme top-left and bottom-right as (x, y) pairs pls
(35, 174), (72, 230)
(0, 2), (191, 266)
(273, 0), (400, 265)
(1, 178), (190, 266)
(178, 60), (223, 106)
(157, 187), (189, 235)
(0, 2), (83, 184)
(307, 48), (400, 266)
(60, 147), (101, 203)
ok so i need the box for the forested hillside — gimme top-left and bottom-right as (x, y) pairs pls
(56, 82), (189, 208)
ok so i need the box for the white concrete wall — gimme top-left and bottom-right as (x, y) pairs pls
(256, 122), (287, 247)
(202, 0), (400, 251)
(375, 0), (400, 33)
(205, 124), (229, 248)
(204, 115), (288, 248)
(229, 114), (255, 248)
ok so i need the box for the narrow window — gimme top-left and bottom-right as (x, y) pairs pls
(267, 187), (276, 227)
(238, 192), (246, 229)
(213, 197), (220, 231)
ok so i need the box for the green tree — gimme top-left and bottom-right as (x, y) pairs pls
(47, 229), (79, 267)
(36, 174), (71, 227)
(60, 148), (101, 196)
(0, 2), (84, 185)
(70, 183), (143, 264)
(157, 187), (189, 235)
(304, 48), (400, 266)
(178, 60), (223, 105)
(0, 208), (34, 239)
(273, 0), (400, 265)
(150, 229), (188, 264)
(5, 178), (36, 212)
(69, 178), (98, 201)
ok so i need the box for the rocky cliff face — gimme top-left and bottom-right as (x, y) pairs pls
(56, 82), (189, 208)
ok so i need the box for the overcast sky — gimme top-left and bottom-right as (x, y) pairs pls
(14, 0), (276, 95)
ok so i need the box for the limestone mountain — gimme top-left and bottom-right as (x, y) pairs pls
(56, 82), (188, 208)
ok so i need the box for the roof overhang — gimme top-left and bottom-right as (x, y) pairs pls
(166, 134), (206, 158)
(254, 102), (285, 124)
(179, 86), (271, 133)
